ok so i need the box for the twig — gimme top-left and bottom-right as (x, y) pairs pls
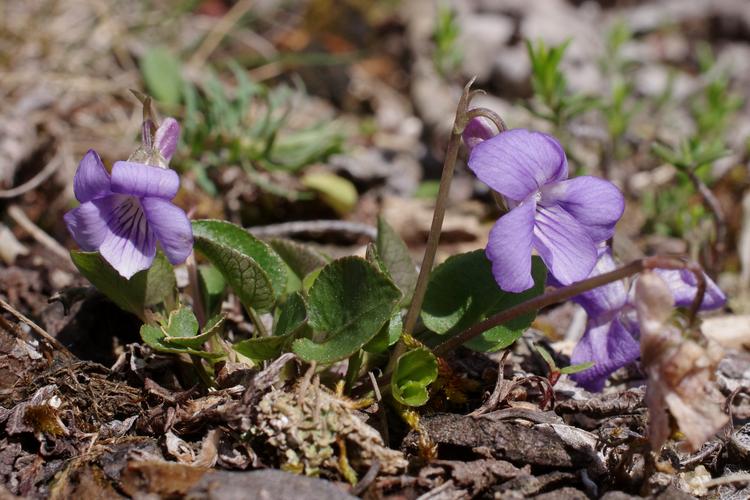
(433, 255), (706, 357)
(703, 473), (750, 489)
(685, 168), (727, 273)
(0, 297), (75, 358)
(0, 155), (62, 199)
(351, 459), (380, 496)
(188, 0), (254, 72)
(469, 350), (512, 417)
(368, 370), (389, 445)
(7, 204), (74, 268)
(248, 220), (377, 240)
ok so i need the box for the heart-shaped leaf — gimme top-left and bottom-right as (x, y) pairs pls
(292, 257), (401, 363)
(165, 311), (226, 348)
(70, 251), (176, 319)
(364, 312), (403, 354)
(392, 348), (438, 407)
(421, 250), (547, 352)
(268, 238), (328, 293)
(376, 216), (417, 303)
(141, 306), (225, 352)
(192, 220), (287, 311)
(273, 291), (307, 337)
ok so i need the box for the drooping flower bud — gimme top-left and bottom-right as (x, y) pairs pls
(461, 117), (495, 151)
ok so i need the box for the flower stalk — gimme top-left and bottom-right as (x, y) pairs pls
(402, 78), (476, 336)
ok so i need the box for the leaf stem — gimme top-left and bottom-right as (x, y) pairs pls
(186, 252), (206, 327)
(190, 354), (216, 389)
(247, 306), (269, 338)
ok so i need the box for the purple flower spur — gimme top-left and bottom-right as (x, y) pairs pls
(64, 118), (193, 279)
(568, 247), (726, 391)
(468, 128), (625, 292)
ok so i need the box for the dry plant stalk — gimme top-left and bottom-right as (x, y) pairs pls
(636, 271), (728, 452)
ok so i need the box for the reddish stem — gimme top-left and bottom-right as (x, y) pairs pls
(433, 255), (706, 357)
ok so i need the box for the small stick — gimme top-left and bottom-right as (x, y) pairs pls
(0, 155), (62, 199)
(188, 0), (254, 72)
(703, 473), (750, 489)
(248, 220), (377, 240)
(7, 204), (74, 268)
(0, 297), (75, 358)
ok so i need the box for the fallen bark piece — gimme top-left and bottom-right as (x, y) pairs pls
(402, 413), (598, 469)
(120, 460), (209, 498)
(431, 458), (527, 496)
(186, 469), (356, 500)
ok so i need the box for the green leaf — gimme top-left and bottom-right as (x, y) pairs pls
(301, 171), (358, 215)
(233, 335), (288, 362)
(140, 47), (183, 105)
(376, 216), (417, 304)
(269, 238), (328, 284)
(233, 292), (307, 362)
(421, 251), (547, 352)
(192, 220), (287, 311)
(392, 348), (438, 407)
(198, 264), (226, 314)
(164, 307), (199, 338)
(560, 361), (595, 375)
(292, 257), (401, 363)
(273, 291), (307, 337)
(364, 312), (402, 353)
(70, 251), (176, 319)
(140, 309), (224, 359)
(165, 312), (226, 349)
(302, 266), (324, 292)
(534, 344), (557, 370)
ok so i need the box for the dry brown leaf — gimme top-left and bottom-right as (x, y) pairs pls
(636, 272), (729, 451)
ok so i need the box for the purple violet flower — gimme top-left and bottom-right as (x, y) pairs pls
(468, 129), (625, 292)
(569, 248), (726, 391)
(64, 118), (193, 279)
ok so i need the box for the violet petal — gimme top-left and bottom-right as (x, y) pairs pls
(533, 204), (597, 286)
(110, 162), (179, 200)
(73, 150), (111, 203)
(572, 247), (628, 317)
(570, 317), (641, 392)
(539, 176), (624, 242)
(468, 129), (568, 202)
(154, 117), (180, 163)
(462, 117), (495, 151)
(97, 195), (157, 279)
(141, 197), (194, 265)
(63, 200), (110, 251)
(486, 197), (537, 292)
(654, 269), (726, 311)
